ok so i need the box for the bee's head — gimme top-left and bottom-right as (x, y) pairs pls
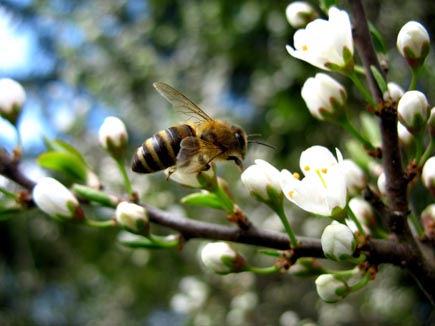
(227, 126), (247, 171)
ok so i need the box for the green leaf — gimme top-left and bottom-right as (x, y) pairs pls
(257, 249), (281, 257)
(370, 65), (388, 94)
(368, 22), (387, 54)
(43, 138), (87, 165)
(119, 235), (178, 249)
(37, 152), (88, 181)
(72, 184), (118, 208)
(120, 237), (167, 249)
(181, 192), (225, 210)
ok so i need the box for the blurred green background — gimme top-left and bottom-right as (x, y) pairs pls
(1, 0), (435, 324)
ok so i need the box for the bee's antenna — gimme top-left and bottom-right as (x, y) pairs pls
(247, 140), (275, 150)
(247, 133), (262, 138)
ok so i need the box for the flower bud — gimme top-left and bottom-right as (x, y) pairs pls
(285, 2), (318, 28)
(321, 222), (355, 261)
(0, 78), (26, 126)
(397, 21), (430, 69)
(315, 274), (347, 303)
(301, 73), (346, 121)
(397, 90), (429, 135)
(200, 242), (246, 274)
(241, 159), (282, 203)
(422, 157), (435, 196)
(340, 159), (366, 196)
(115, 202), (149, 234)
(348, 197), (374, 231)
(397, 122), (414, 148)
(383, 82), (404, 103)
(427, 107), (435, 138)
(421, 204), (435, 239)
(377, 172), (386, 196)
(32, 177), (81, 220)
(98, 116), (128, 159)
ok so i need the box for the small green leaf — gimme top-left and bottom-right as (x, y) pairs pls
(257, 249), (281, 257)
(43, 138), (87, 165)
(119, 234), (178, 249)
(37, 152), (88, 181)
(370, 65), (388, 94)
(368, 22), (387, 54)
(181, 192), (225, 210)
(120, 237), (167, 249)
(72, 184), (118, 208)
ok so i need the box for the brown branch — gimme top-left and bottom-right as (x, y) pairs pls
(349, 0), (435, 304)
(0, 149), (36, 190)
(0, 146), (419, 274)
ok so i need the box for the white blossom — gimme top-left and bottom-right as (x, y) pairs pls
(281, 146), (347, 217)
(286, 7), (353, 71)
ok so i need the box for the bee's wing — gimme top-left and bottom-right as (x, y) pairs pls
(176, 136), (223, 174)
(153, 82), (213, 122)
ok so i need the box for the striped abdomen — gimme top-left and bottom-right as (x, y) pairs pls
(131, 124), (195, 173)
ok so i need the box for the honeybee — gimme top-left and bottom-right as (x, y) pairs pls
(131, 82), (248, 175)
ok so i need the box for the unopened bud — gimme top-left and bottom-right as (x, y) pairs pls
(315, 274), (347, 303)
(285, 2), (318, 28)
(0, 78), (26, 126)
(321, 222), (355, 261)
(115, 202), (149, 234)
(301, 73), (346, 121)
(32, 177), (81, 220)
(98, 116), (128, 159)
(200, 242), (246, 274)
(397, 21), (430, 69)
(397, 90), (429, 135)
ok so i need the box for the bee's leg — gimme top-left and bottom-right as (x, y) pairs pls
(166, 166), (176, 180)
(198, 154), (211, 171)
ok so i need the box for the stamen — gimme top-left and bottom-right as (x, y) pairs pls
(322, 168), (328, 174)
(316, 170), (327, 188)
(289, 190), (295, 198)
(293, 172), (300, 179)
(304, 166), (310, 172)
(302, 44), (308, 51)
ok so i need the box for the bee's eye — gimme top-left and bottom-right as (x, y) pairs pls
(234, 131), (245, 150)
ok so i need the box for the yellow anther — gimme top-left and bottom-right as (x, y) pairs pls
(293, 172), (300, 179)
(322, 168), (328, 174)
